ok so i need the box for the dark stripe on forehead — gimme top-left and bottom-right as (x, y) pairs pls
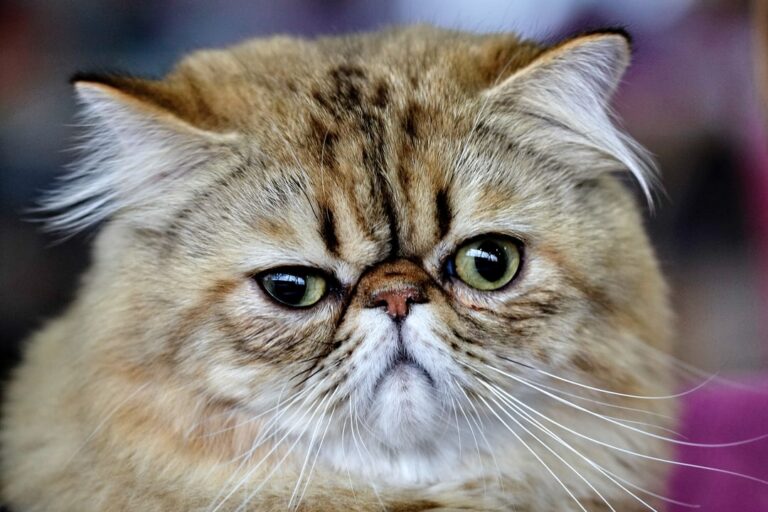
(402, 101), (423, 141)
(307, 115), (337, 172)
(329, 64), (365, 110)
(371, 80), (390, 108)
(435, 187), (452, 239)
(312, 60), (400, 256)
(371, 166), (399, 257)
(360, 98), (399, 257)
(312, 64), (366, 119)
(320, 205), (339, 256)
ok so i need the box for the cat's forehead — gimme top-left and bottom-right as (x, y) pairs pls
(63, 26), (650, 268)
(161, 26), (544, 134)
(164, 29), (545, 262)
(218, 100), (469, 265)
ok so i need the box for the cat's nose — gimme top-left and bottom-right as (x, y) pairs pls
(369, 286), (426, 320)
(359, 259), (431, 320)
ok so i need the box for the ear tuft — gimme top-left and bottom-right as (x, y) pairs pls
(38, 77), (233, 236)
(484, 31), (656, 205)
(576, 27), (632, 47)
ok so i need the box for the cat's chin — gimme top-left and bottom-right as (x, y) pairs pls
(366, 360), (442, 449)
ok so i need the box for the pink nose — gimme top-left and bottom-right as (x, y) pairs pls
(369, 286), (425, 320)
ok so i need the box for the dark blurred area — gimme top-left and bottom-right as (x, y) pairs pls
(1, 0), (767, 383)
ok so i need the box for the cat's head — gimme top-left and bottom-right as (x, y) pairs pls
(48, 26), (670, 480)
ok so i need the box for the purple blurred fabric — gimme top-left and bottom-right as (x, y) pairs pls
(668, 378), (768, 511)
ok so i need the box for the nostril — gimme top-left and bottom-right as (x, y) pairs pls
(367, 286), (426, 319)
(370, 298), (389, 309)
(405, 293), (428, 305)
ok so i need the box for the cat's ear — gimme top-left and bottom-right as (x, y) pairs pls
(483, 31), (655, 202)
(41, 73), (237, 235)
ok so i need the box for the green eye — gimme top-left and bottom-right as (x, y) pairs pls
(451, 236), (522, 291)
(260, 268), (328, 307)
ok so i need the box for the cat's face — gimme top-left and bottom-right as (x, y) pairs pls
(52, 27), (671, 482)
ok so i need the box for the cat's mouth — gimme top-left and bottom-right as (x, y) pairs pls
(373, 347), (435, 392)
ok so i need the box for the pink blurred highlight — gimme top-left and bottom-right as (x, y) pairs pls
(741, 117), (768, 362)
(669, 378), (768, 511)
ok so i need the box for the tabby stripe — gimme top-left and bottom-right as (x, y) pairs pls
(376, 171), (400, 257)
(435, 187), (452, 239)
(319, 205), (340, 256)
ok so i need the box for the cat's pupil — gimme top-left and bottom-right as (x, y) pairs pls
(267, 273), (307, 303)
(470, 241), (507, 282)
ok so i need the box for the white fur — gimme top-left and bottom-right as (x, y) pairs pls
(316, 307), (500, 486)
(485, 34), (658, 206)
(38, 83), (236, 234)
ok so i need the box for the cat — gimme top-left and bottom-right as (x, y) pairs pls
(1, 25), (676, 511)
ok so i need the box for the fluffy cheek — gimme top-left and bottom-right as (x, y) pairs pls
(172, 278), (339, 409)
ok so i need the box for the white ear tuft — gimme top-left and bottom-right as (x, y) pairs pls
(484, 32), (657, 205)
(38, 80), (233, 235)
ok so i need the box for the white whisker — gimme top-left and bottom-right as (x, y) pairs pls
(526, 378), (675, 421)
(209, 390), (326, 512)
(484, 380), (659, 511)
(481, 385), (618, 511)
(340, 416), (358, 499)
(348, 392), (386, 511)
(622, 336), (765, 393)
(295, 392), (338, 507)
(475, 393), (588, 512)
(485, 380), (701, 509)
(203, 386), (310, 439)
(288, 388), (338, 509)
(449, 394), (463, 459)
(233, 391), (334, 512)
(500, 356), (717, 400)
(457, 385), (506, 490)
(483, 362), (768, 449)
(479, 367), (768, 486)
(451, 381), (486, 492)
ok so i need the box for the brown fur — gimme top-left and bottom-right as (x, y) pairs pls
(3, 26), (673, 511)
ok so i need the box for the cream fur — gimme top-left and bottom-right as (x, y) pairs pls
(3, 26), (674, 511)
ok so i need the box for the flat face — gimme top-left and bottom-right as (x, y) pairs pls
(14, 26), (672, 507)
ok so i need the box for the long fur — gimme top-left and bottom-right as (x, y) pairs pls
(3, 26), (679, 512)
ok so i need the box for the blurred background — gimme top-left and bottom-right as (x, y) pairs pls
(1, 0), (766, 509)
